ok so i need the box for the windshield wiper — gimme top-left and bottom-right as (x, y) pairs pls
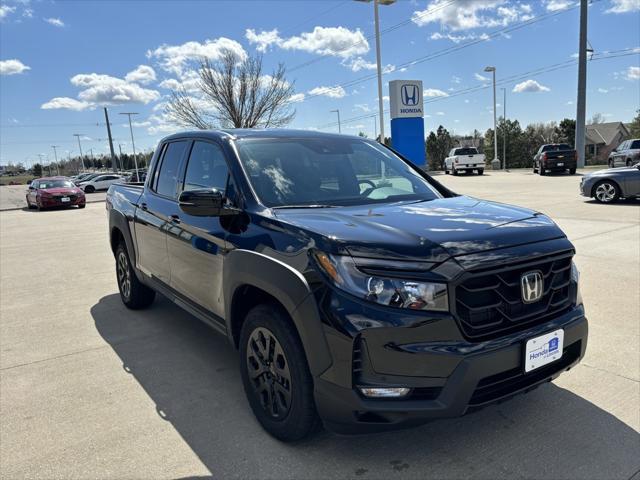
(272, 204), (339, 209)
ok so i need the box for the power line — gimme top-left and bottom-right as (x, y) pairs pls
(315, 49), (639, 129)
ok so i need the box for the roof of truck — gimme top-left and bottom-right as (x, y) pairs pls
(159, 128), (361, 143)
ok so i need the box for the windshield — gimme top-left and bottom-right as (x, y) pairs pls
(236, 137), (442, 207)
(454, 147), (478, 155)
(38, 180), (75, 189)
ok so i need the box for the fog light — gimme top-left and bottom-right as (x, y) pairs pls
(358, 387), (411, 398)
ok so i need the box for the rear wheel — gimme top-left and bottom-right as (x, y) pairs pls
(593, 180), (620, 203)
(239, 304), (321, 442)
(84, 185), (95, 193)
(115, 242), (155, 309)
(533, 163), (538, 173)
(569, 168), (576, 175)
(452, 169), (458, 176)
(444, 169), (450, 174)
(539, 164), (546, 176)
(477, 169), (484, 175)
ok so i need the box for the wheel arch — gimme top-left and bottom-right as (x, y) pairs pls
(591, 177), (621, 198)
(223, 249), (333, 377)
(109, 209), (141, 279)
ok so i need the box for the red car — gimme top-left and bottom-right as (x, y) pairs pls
(26, 177), (86, 210)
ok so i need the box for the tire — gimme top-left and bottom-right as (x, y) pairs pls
(593, 180), (620, 203)
(26, 197), (35, 209)
(626, 159), (632, 167)
(239, 304), (321, 442)
(444, 170), (449, 175)
(608, 160), (614, 168)
(115, 242), (155, 309)
(539, 164), (546, 176)
(452, 169), (458, 176)
(78, 204), (86, 209)
(84, 185), (95, 193)
(569, 168), (576, 175)
(533, 164), (538, 173)
(477, 169), (484, 175)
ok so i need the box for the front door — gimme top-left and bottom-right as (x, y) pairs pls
(166, 140), (231, 319)
(134, 140), (189, 284)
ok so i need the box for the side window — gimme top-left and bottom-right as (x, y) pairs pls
(155, 141), (189, 198)
(183, 141), (229, 192)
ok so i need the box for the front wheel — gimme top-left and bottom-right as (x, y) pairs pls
(452, 169), (458, 176)
(477, 169), (484, 175)
(569, 168), (576, 175)
(115, 243), (155, 309)
(240, 304), (321, 442)
(593, 180), (620, 203)
(626, 159), (632, 167)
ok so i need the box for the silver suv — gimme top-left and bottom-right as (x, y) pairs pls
(608, 138), (640, 168)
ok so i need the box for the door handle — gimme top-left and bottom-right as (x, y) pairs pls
(169, 215), (181, 224)
(140, 202), (148, 211)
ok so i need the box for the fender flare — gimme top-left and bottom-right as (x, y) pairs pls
(109, 209), (143, 281)
(223, 249), (333, 377)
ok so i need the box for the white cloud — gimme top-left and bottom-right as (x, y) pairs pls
(308, 85), (347, 98)
(451, 75), (461, 84)
(246, 26), (369, 59)
(41, 97), (91, 111)
(598, 87), (609, 93)
(474, 73), (490, 82)
(125, 65), (156, 85)
(287, 93), (306, 103)
(513, 79), (551, 93)
(626, 66), (640, 80)
(412, 0), (533, 31)
(424, 88), (449, 97)
(342, 57), (395, 73)
(44, 17), (64, 27)
(148, 37), (247, 75)
(464, 99), (470, 103)
(0, 4), (16, 19)
(354, 103), (371, 112)
(436, 111), (445, 116)
(430, 32), (490, 43)
(0, 58), (30, 75)
(544, 0), (573, 12)
(71, 73), (160, 104)
(606, 0), (640, 13)
(22, 7), (32, 18)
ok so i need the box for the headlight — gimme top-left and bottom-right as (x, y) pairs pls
(571, 260), (580, 284)
(314, 252), (448, 312)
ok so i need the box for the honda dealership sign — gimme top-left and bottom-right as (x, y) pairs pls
(389, 80), (424, 119)
(389, 80), (426, 166)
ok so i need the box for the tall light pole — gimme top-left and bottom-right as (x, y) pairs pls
(120, 112), (140, 181)
(484, 66), (498, 167)
(373, 114), (377, 140)
(356, 0), (396, 144)
(37, 153), (46, 176)
(575, 0), (588, 169)
(51, 145), (60, 175)
(73, 134), (86, 171)
(330, 109), (341, 133)
(500, 88), (507, 170)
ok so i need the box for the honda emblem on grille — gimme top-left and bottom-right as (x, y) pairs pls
(521, 271), (543, 303)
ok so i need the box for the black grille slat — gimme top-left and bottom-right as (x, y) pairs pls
(454, 252), (573, 340)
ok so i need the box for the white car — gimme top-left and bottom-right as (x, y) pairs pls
(78, 174), (124, 193)
(444, 147), (486, 175)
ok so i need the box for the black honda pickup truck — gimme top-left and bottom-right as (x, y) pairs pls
(106, 129), (587, 441)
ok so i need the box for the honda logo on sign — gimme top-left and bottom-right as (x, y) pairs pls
(401, 84), (419, 106)
(521, 271), (543, 303)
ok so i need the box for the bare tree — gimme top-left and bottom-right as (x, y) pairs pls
(589, 113), (605, 125)
(166, 51), (297, 129)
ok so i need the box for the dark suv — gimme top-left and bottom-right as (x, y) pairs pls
(106, 130), (588, 441)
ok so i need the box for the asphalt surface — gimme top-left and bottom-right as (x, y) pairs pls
(0, 184), (107, 211)
(1, 170), (638, 479)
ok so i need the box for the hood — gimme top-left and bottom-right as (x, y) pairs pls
(274, 196), (565, 262)
(39, 187), (83, 195)
(586, 166), (639, 177)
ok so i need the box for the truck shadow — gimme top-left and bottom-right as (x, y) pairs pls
(92, 294), (640, 479)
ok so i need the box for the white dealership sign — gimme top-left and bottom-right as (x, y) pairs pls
(389, 80), (424, 119)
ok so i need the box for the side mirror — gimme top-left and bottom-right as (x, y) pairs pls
(178, 188), (240, 217)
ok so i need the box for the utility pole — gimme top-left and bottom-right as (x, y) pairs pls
(501, 88), (507, 170)
(104, 107), (118, 172)
(73, 134), (86, 171)
(51, 145), (60, 175)
(120, 112), (140, 181)
(330, 109), (341, 133)
(373, 114), (377, 140)
(575, 0), (588, 169)
(484, 66), (498, 167)
(37, 154), (45, 177)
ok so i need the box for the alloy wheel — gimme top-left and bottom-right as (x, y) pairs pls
(117, 251), (131, 299)
(246, 327), (292, 420)
(595, 183), (617, 202)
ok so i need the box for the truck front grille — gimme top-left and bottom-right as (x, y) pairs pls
(453, 251), (574, 340)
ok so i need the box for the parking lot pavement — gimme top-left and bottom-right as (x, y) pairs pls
(1, 170), (638, 479)
(0, 184), (107, 211)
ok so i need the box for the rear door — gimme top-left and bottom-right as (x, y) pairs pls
(134, 140), (189, 284)
(166, 139), (231, 318)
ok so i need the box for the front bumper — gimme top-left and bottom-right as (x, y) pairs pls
(39, 196), (85, 207)
(314, 305), (587, 434)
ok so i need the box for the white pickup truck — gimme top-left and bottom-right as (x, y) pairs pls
(444, 147), (486, 175)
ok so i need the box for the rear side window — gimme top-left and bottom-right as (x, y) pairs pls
(183, 141), (229, 192)
(155, 141), (188, 198)
(630, 140), (640, 149)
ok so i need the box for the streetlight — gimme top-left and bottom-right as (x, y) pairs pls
(484, 66), (498, 168)
(73, 134), (86, 171)
(330, 109), (341, 133)
(356, 0), (396, 144)
(120, 112), (140, 181)
(51, 145), (60, 175)
(500, 87), (507, 170)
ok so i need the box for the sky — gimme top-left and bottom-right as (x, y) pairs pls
(0, 0), (639, 166)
